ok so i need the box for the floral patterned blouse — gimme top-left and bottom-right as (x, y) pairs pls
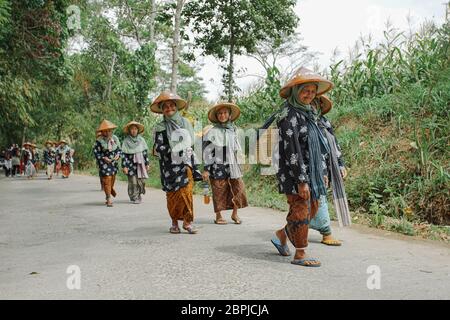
(202, 141), (231, 180)
(121, 150), (150, 177)
(275, 104), (328, 195)
(154, 130), (202, 192)
(43, 148), (56, 165)
(93, 140), (122, 177)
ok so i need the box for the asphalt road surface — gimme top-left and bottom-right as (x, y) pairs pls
(0, 173), (449, 299)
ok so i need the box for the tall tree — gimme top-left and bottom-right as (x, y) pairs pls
(184, 0), (298, 102)
(170, 0), (185, 93)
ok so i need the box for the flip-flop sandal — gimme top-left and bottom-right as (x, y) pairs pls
(291, 258), (321, 267)
(169, 226), (181, 234)
(231, 217), (242, 224)
(271, 236), (291, 256)
(183, 226), (198, 234)
(214, 219), (228, 225)
(321, 239), (342, 246)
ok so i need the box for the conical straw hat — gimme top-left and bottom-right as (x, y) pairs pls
(123, 121), (144, 134)
(313, 94), (333, 115)
(96, 119), (118, 132)
(280, 67), (333, 99)
(207, 102), (241, 123)
(150, 91), (187, 114)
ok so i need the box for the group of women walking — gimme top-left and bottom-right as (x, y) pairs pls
(2, 141), (73, 180)
(93, 68), (350, 268)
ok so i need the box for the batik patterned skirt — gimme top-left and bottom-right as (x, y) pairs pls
(166, 167), (194, 223)
(284, 194), (319, 250)
(210, 178), (248, 212)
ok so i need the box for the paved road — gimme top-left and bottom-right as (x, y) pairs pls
(0, 173), (449, 299)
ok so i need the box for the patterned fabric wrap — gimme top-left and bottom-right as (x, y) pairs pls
(210, 178), (248, 212)
(284, 194), (319, 249)
(166, 167), (194, 223)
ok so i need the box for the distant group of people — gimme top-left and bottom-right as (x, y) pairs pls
(1, 140), (74, 180)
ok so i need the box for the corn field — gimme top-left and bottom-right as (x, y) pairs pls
(328, 20), (450, 106)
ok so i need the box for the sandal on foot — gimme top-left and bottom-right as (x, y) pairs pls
(214, 218), (227, 225)
(169, 226), (181, 234)
(321, 239), (342, 246)
(271, 236), (291, 256)
(183, 225), (198, 234)
(291, 258), (321, 267)
(231, 217), (242, 224)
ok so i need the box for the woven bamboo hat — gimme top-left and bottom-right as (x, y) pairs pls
(208, 102), (241, 123)
(45, 140), (55, 146)
(96, 119), (117, 132)
(23, 142), (32, 147)
(280, 67), (333, 99)
(59, 139), (68, 145)
(123, 121), (144, 134)
(150, 91), (187, 114)
(313, 95), (333, 115)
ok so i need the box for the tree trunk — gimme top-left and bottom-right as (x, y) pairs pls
(105, 53), (117, 101)
(227, 32), (235, 102)
(149, 0), (156, 42)
(170, 0), (184, 93)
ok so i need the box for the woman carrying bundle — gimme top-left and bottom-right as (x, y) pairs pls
(271, 68), (333, 268)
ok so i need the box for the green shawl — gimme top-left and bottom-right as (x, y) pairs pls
(155, 111), (194, 150)
(121, 134), (148, 154)
(99, 134), (120, 152)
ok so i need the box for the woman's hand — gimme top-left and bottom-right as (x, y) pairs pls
(202, 171), (209, 181)
(146, 165), (150, 172)
(103, 157), (111, 164)
(123, 167), (128, 175)
(298, 183), (310, 200)
(114, 154), (120, 161)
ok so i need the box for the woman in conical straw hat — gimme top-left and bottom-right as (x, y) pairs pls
(151, 91), (202, 234)
(58, 140), (71, 178)
(23, 142), (36, 179)
(43, 140), (57, 180)
(307, 95), (350, 245)
(93, 120), (122, 207)
(271, 67), (333, 268)
(121, 121), (150, 204)
(30, 143), (40, 175)
(202, 102), (248, 225)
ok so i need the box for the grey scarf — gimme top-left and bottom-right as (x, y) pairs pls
(207, 121), (243, 179)
(155, 111), (195, 167)
(122, 135), (148, 154)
